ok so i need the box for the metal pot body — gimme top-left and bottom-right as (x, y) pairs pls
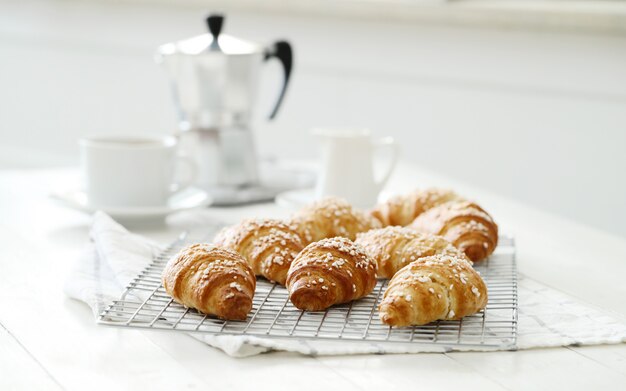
(156, 16), (293, 189)
(178, 126), (258, 189)
(161, 50), (263, 131)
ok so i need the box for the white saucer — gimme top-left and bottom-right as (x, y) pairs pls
(274, 188), (316, 209)
(50, 187), (212, 219)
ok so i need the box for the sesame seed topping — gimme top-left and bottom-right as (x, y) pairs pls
(471, 286), (481, 297)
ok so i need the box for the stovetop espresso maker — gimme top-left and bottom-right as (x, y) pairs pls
(155, 15), (292, 199)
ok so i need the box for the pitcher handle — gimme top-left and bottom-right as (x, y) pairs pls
(264, 41), (293, 119)
(373, 137), (398, 191)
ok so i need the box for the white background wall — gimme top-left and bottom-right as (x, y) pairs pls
(1, 0), (625, 237)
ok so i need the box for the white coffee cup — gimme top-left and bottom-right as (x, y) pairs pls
(79, 135), (197, 209)
(313, 128), (398, 208)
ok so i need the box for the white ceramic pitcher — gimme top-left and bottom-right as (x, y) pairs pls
(313, 128), (398, 208)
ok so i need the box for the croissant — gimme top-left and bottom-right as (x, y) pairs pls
(290, 197), (381, 245)
(162, 243), (256, 320)
(213, 219), (304, 286)
(355, 226), (470, 279)
(286, 237), (377, 311)
(379, 254), (487, 326)
(370, 188), (463, 227)
(409, 201), (498, 262)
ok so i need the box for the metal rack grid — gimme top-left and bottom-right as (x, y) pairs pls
(98, 235), (517, 350)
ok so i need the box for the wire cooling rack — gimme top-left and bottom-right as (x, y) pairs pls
(98, 235), (517, 351)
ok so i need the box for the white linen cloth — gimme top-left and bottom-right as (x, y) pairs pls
(64, 212), (626, 357)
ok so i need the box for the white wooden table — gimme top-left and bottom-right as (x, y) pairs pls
(1, 164), (625, 390)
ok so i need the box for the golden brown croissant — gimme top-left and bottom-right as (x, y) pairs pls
(286, 237), (377, 311)
(409, 201), (498, 262)
(379, 254), (487, 326)
(370, 188), (463, 227)
(289, 197), (381, 245)
(213, 219), (304, 286)
(355, 226), (470, 279)
(162, 243), (256, 320)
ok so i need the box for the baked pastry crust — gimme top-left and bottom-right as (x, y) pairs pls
(355, 226), (470, 279)
(162, 243), (256, 320)
(213, 219), (304, 286)
(409, 201), (498, 262)
(290, 197), (381, 245)
(370, 188), (462, 227)
(379, 254), (487, 326)
(286, 237), (377, 311)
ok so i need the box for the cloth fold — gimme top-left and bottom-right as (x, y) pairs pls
(64, 212), (626, 357)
